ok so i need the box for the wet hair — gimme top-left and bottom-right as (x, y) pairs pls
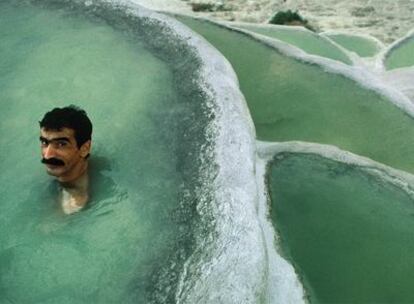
(39, 105), (92, 148)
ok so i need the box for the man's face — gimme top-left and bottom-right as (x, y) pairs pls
(40, 127), (91, 182)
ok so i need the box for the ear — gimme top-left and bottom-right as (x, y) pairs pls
(79, 140), (92, 158)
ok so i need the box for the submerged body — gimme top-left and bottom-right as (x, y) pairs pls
(60, 170), (89, 214)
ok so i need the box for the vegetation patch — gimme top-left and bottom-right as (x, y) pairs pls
(269, 10), (314, 31)
(190, 2), (232, 12)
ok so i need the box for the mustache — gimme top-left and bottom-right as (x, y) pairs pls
(41, 158), (65, 166)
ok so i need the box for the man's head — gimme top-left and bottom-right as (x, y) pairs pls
(39, 105), (92, 183)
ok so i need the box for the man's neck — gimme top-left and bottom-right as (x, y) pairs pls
(60, 169), (89, 215)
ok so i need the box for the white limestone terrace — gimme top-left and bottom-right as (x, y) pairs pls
(257, 141), (414, 199)
(129, 0), (190, 13)
(131, 0), (414, 44)
(118, 2), (414, 302)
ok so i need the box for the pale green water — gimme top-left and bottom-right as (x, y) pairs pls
(324, 33), (381, 57)
(0, 2), (213, 303)
(234, 23), (352, 64)
(269, 153), (414, 303)
(177, 16), (414, 174)
(2, 2), (414, 302)
(385, 36), (414, 70)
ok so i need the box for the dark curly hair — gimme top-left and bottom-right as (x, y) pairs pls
(39, 105), (92, 148)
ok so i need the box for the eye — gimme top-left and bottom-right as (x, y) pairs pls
(57, 141), (68, 148)
(40, 140), (48, 147)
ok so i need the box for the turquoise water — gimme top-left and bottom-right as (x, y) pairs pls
(177, 16), (414, 174)
(324, 33), (381, 57)
(177, 16), (414, 302)
(385, 36), (414, 70)
(2, 1), (414, 303)
(269, 153), (414, 303)
(0, 1), (213, 302)
(234, 23), (352, 64)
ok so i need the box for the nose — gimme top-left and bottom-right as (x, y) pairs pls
(43, 145), (57, 159)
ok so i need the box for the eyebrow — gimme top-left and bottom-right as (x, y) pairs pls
(39, 136), (70, 143)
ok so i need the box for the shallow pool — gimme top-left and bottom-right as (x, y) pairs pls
(385, 36), (414, 70)
(233, 23), (352, 64)
(177, 16), (414, 174)
(269, 152), (414, 303)
(0, 1), (216, 302)
(324, 33), (381, 57)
